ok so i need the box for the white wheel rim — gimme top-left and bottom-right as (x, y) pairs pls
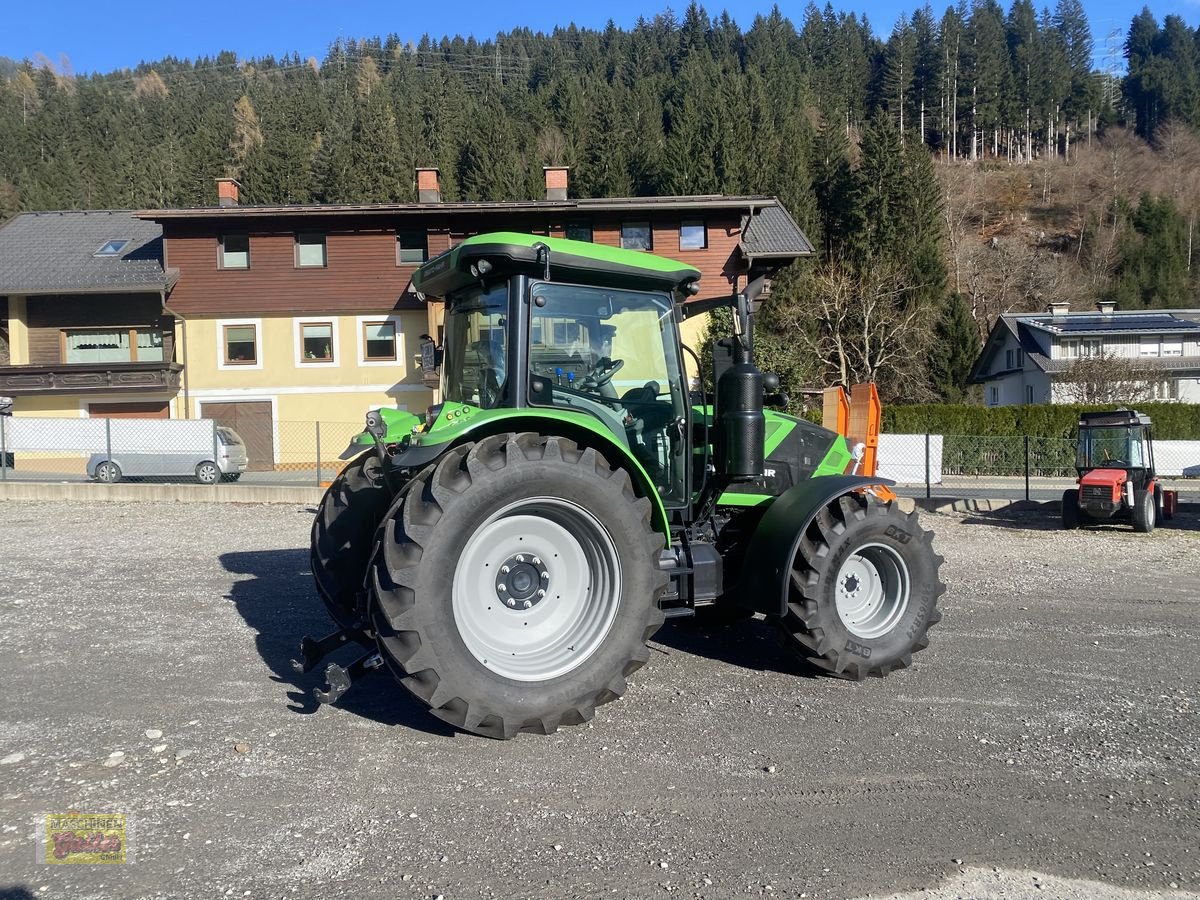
(452, 497), (622, 682)
(834, 542), (911, 640)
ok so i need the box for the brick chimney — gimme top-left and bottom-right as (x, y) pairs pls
(544, 166), (569, 201)
(416, 168), (442, 204)
(1096, 299), (1116, 315)
(216, 177), (241, 207)
(1048, 301), (1070, 317)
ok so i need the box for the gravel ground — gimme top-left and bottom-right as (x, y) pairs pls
(0, 499), (1197, 900)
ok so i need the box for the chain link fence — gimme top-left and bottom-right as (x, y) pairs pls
(1, 417), (1197, 501)
(878, 433), (1200, 503)
(0, 415), (369, 487)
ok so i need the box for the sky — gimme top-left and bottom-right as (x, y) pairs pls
(3, 0), (1198, 76)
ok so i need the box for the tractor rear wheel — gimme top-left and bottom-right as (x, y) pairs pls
(1062, 489), (1081, 529)
(311, 451), (393, 633)
(370, 433), (666, 739)
(775, 494), (944, 680)
(1132, 488), (1156, 534)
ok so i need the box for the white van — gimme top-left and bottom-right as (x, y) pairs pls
(87, 426), (249, 484)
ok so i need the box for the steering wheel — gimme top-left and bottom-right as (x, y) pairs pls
(586, 356), (624, 387)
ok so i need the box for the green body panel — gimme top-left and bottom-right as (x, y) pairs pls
(412, 232), (701, 299)
(704, 408), (856, 508)
(409, 402), (671, 539)
(343, 407), (423, 456)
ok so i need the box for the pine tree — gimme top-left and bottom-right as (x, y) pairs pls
(928, 293), (980, 400)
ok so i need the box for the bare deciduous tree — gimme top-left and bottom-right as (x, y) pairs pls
(792, 262), (936, 402)
(1055, 351), (1157, 405)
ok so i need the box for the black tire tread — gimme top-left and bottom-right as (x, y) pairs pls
(310, 451), (393, 633)
(777, 495), (945, 681)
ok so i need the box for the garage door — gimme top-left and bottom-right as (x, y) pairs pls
(200, 401), (274, 471)
(88, 402), (170, 419)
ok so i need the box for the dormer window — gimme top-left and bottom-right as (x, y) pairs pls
(94, 239), (129, 256)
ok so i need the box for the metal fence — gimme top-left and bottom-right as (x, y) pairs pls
(1, 417), (1198, 501)
(877, 433), (1200, 503)
(0, 415), (369, 487)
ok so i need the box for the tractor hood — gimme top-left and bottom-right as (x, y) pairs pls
(1080, 468), (1127, 490)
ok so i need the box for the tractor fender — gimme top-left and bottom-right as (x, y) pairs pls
(733, 475), (896, 616)
(389, 410), (671, 540)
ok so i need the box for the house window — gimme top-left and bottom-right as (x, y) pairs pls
(1162, 339), (1183, 357)
(63, 328), (163, 364)
(553, 322), (582, 344)
(1081, 339), (1101, 357)
(1006, 349), (1015, 368)
(1025, 385), (1034, 404)
(679, 220), (706, 250)
(1139, 338), (1160, 357)
(223, 324), (258, 365)
(295, 233), (327, 267)
(397, 232), (428, 264)
(565, 222), (593, 243)
(620, 221), (652, 251)
(1152, 380), (1178, 400)
(1062, 340), (1077, 359)
(301, 323), (334, 362)
(363, 321), (397, 361)
(988, 386), (999, 405)
(94, 239), (129, 257)
(220, 234), (250, 269)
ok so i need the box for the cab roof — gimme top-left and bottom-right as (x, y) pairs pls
(410, 232), (702, 300)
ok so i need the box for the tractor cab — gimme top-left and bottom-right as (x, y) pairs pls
(413, 233), (698, 506)
(1076, 410), (1154, 476)
(1063, 409), (1160, 532)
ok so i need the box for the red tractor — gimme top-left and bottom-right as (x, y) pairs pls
(1062, 409), (1168, 533)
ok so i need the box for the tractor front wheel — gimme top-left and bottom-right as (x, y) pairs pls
(370, 433), (666, 739)
(1132, 488), (1156, 534)
(1062, 489), (1081, 529)
(311, 451), (393, 633)
(775, 495), (944, 679)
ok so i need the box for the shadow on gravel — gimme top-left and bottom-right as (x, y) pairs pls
(0, 887), (35, 900)
(219, 548), (454, 738)
(958, 511), (1062, 531)
(653, 615), (817, 677)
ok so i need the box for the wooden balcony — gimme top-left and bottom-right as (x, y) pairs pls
(0, 362), (183, 396)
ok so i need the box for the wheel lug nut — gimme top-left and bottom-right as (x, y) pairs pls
(505, 597), (515, 607)
(522, 600), (532, 609)
(537, 589), (545, 598)
(532, 556), (541, 566)
(500, 565), (510, 574)
(498, 584), (507, 592)
(540, 571), (549, 580)
(515, 554), (525, 563)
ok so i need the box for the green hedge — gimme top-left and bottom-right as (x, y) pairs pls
(882, 403), (1200, 440)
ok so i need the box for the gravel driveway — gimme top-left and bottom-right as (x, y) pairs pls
(0, 499), (1197, 899)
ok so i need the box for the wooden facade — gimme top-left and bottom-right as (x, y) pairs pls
(24, 294), (175, 366)
(154, 205), (756, 319)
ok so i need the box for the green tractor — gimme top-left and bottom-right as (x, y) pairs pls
(301, 232), (944, 738)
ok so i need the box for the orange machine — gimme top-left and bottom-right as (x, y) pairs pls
(822, 383), (896, 501)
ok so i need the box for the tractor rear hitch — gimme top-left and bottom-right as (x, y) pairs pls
(313, 652), (384, 705)
(291, 628), (358, 674)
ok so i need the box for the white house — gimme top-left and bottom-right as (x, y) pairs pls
(970, 301), (1200, 406)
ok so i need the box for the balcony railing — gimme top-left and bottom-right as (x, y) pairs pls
(0, 362), (183, 395)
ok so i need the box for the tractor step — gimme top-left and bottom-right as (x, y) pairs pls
(661, 606), (696, 619)
(313, 652), (384, 705)
(290, 628), (358, 674)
